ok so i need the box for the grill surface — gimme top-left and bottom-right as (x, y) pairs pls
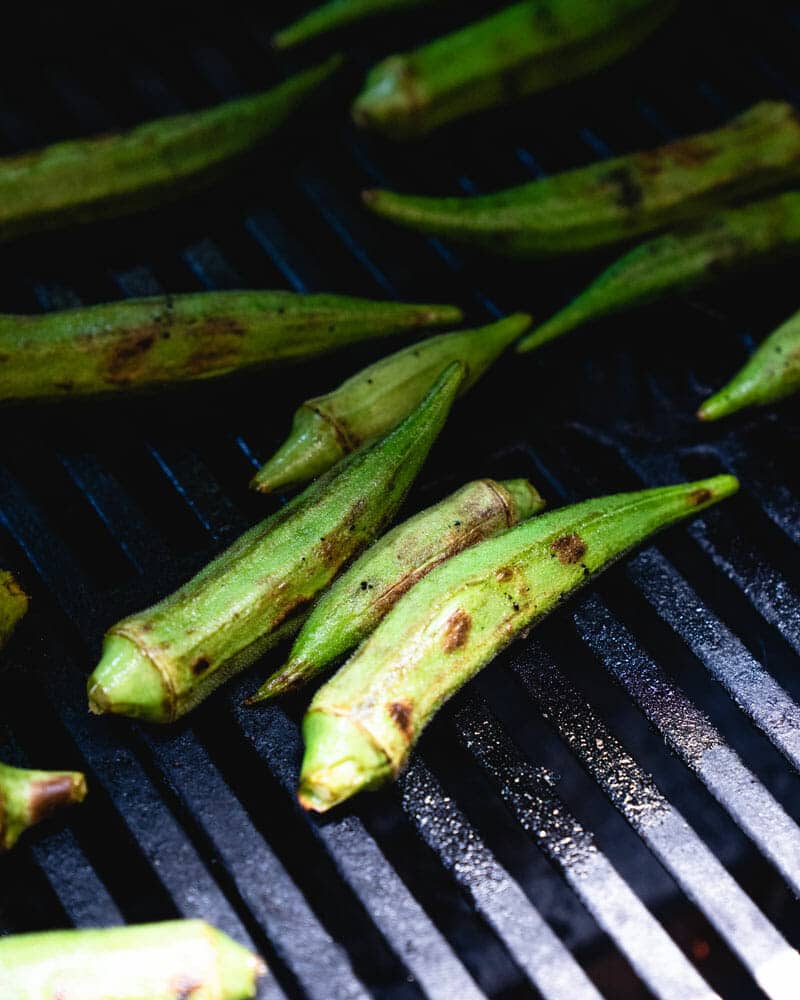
(0, 4), (799, 998)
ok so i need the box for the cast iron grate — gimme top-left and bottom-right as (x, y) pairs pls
(0, 3), (799, 998)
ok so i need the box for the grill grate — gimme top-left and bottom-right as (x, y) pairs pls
(0, 3), (799, 998)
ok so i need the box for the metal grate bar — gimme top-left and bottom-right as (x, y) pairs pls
(397, 756), (604, 1000)
(231, 700), (485, 1000)
(626, 547), (800, 771)
(452, 694), (719, 1000)
(507, 639), (800, 998)
(30, 830), (124, 928)
(140, 727), (368, 1000)
(573, 592), (800, 895)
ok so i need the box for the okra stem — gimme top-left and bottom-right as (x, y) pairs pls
(298, 475), (739, 811)
(0, 291), (461, 403)
(0, 920), (264, 999)
(251, 313), (529, 494)
(0, 57), (341, 242)
(0, 762), (86, 851)
(87, 364), (463, 723)
(698, 307), (800, 420)
(517, 190), (800, 353)
(364, 102), (800, 256)
(249, 477), (545, 701)
(352, 0), (675, 139)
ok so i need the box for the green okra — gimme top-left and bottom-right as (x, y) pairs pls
(0, 762), (86, 852)
(250, 477), (546, 701)
(0, 57), (340, 242)
(0, 919), (264, 999)
(251, 312), (529, 494)
(87, 364), (463, 723)
(517, 190), (800, 353)
(698, 307), (800, 420)
(0, 291), (461, 404)
(0, 571), (28, 650)
(364, 102), (800, 257)
(273, 0), (434, 49)
(298, 474), (739, 811)
(352, 0), (675, 140)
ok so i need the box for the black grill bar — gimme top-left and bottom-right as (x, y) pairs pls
(573, 593), (800, 897)
(508, 638), (800, 998)
(451, 696), (719, 1000)
(397, 757), (604, 1000)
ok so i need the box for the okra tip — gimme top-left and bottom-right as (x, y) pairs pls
(245, 663), (304, 704)
(298, 711), (392, 812)
(352, 57), (417, 136)
(250, 406), (344, 495)
(683, 474), (739, 505)
(31, 771), (88, 821)
(696, 382), (755, 422)
(88, 634), (172, 724)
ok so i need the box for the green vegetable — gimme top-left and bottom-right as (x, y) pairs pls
(364, 102), (800, 256)
(0, 919), (264, 999)
(87, 364), (463, 723)
(699, 307), (800, 420)
(251, 313), (529, 494)
(0, 57), (340, 242)
(517, 190), (800, 353)
(352, 0), (675, 139)
(0, 762), (86, 852)
(273, 0), (434, 49)
(0, 292), (461, 403)
(249, 477), (545, 701)
(0, 571), (28, 649)
(298, 475), (739, 811)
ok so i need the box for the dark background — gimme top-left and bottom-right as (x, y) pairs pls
(0, 4), (798, 998)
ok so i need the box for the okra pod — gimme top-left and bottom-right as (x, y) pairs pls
(0, 571), (28, 650)
(0, 761), (86, 851)
(250, 477), (545, 700)
(352, 0), (675, 139)
(364, 102), (800, 257)
(0, 57), (340, 242)
(252, 312), (529, 493)
(517, 190), (800, 353)
(87, 364), (462, 723)
(298, 475), (739, 811)
(0, 291), (461, 403)
(0, 919), (265, 999)
(698, 307), (800, 420)
(273, 0), (434, 49)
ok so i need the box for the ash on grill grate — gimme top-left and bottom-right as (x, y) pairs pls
(0, 3), (799, 999)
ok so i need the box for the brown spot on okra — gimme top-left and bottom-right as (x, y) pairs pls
(191, 657), (211, 676)
(28, 775), (76, 824)
(105, 330), (157, 383)
(3, 576), (25, 599)
(689, 488), (713, 507)
(388, 700), (414, 738)
(603, 166), (643, 210)
(550, 533), (587, 564)
(172, 975), (202, 999)
(443, 609), (471, 652)
(495, 567), (513, 582)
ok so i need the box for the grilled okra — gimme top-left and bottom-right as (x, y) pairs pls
(0, 57), (340, 242)
(273, 0), (434, 49)
(699, 307), (800, 420)
(0, 571), (28, 650)
(298, 475), (739, 811)
(252, 313), (529, 494)
(0, 920), (264, 999)
(517, 190), (800, 353)
(352, 0), (675, 139)
(87, 364), (463, 723)
(0, 291), (460, 403)
(250, 477), (545, 700)
(0, 762), (86, 852)
(364, 102), (800, 256)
